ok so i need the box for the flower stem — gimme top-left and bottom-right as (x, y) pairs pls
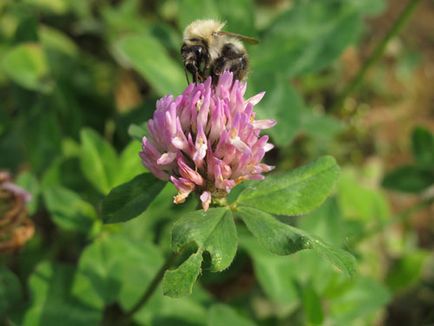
(124, 251), (179, 319)
(331, 0), (422, 114)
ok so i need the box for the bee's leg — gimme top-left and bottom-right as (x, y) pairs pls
(185, 61), (201, 83)
(230, 55), (248, 81)
(212, 44), (249, 82)
(189, 66), (199, 83)
(184, 68), (191, 84)
(212, 55), (248, 83)
(194, 71), (202, 83)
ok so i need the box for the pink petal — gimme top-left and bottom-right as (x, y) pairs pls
(246, 91), (265, 105)
(171, 176), (195, 204)
(177, 157), (204, 186)
(157, 152), (177, 165)
(252, 119), (277, 129)
(230, 136), (251, 153)
(200, 191), (211, 211)
(264, 143), (274, 152)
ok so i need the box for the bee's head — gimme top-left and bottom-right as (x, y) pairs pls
(181, 41), (209, 76)
(182, 19), (223, 82)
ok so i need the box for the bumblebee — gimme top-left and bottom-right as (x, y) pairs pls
(181, 19), (258, 83)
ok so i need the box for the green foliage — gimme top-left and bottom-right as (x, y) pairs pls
(2, 0), (430, 325)
(254, 78), (305, 146)
(163, 251), (203, 298)
(208, 304), (255, 326)
(240, 234), (299, 303)
(72, 234), (163, 311)
(161, 156), (352, 298)
(79, 129), (119, 194)
(171, 208), (237, 272)
(301, 283), (324, 325)
(43, 186), (97, 234)
(338, 169), (389, 222)
(386, 250), (429, 293)
(0, 267), (22, 317)
(238, 156), (340, 215)
(178, 0), (220, 30)
(1, 43), (52, 92)
(16, 171), (40, 214)
(412, 127), (434, 167)
(328, 277), (391, 325)
(250, 0), (364, 78)
(113, 34), (185, 96)
(237, 207), (356, 277)
(22, 262), (101, 325)
(163, 208), (237, 297)
(102, 173), (166, 224)
(237, 207), (310, 255)
(79, 129), (145, 194)
(382, 165), (433, 193)
(383, 127), (434, 194)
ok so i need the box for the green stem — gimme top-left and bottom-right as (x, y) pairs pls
(331, 0), (422, 113)
(124, 251), (179, 319)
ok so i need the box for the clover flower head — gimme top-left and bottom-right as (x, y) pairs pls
(0, 171), (31, 203)
(0, 171), (34, 253)
(140, 71), (276, 210)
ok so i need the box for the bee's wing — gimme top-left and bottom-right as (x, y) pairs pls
(216, 31), (259, 44)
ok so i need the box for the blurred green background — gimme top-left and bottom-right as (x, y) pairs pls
(0, 0), (433, 325)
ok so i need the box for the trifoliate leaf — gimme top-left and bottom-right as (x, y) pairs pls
(162, 208), (237, 297)
(237, 206), (356, 277)
(238, 156), (340, 216)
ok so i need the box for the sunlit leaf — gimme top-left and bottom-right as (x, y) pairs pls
(116, 141), (145, 185)
(39, 25), (78, 56)
(208, 304), (255, 326)
(22, 0), (69, 14)
(237, 207), (356, 277)
(1, 43), (52, 92)
(238, 156), (340, 216)
(79, 128), (118, 194)
(162, 251), (203, 298)
(163, 208), (237, 297)
(43, 186), (96, 233)
(338, 169), (390, 221)
(113, 34), (185, 96)
(171, 208), (237, 272)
